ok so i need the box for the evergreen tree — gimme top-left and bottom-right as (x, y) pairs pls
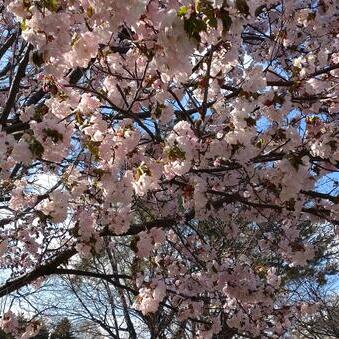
(32, 322), (49, 339)
(50, 318), (75, 339)
(0, 329), (13, 339)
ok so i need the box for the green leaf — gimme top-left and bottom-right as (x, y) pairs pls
(184, 16), (207, 43)
(43, 128), (64, 143)
(256, 138), (264, 148)
(166, 146), (186, 161)
(200, 4), (214, 19)
(135, 164), (151, 180)
(75, 111), (84, 125)
(208, 17), (218, 29)
(236, 0), (250, 16)
(42, 0), (58, 12)
(85, 140), (101, 160)
(33, 105), (48, 122)
(32, 51), (44, 67)
(177, 6), (188, 17)
(220, 9), (232, 32)
(154, 102), (164, 118)
(21, 19), (27, 31)
(29, 137), (44, 158)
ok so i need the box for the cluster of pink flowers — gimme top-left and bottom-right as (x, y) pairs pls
(1, 312), (40, 339)
(1, 0), (338, 337)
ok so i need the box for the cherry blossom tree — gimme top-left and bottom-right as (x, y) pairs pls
(0, 0), (338, 338)
(293, 280), (339, 339)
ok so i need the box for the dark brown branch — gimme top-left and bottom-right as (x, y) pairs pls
(0, 43), (33, 124)
(309, 63), (339, 77)
(301, 190), (338, 204)
(0, 216), (188, 298)
(53, 268), (136, 294)
(0, 33), (16, 60)
(53, 268), (131, 280)
(208, 190), (338, 224)
(0, 248), (76, 298)
(267, 80), (295, 86)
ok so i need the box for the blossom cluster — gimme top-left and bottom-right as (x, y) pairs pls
(0, 0), (338, 337)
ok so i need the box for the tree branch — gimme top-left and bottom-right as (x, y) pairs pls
(0, 43), (33, 124)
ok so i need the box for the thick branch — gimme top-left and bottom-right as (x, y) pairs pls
(0, 248), (76, 298)
(0, 32), (16, 60)
(0, 216), (186, 298)
(0, 44), (33, 124)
